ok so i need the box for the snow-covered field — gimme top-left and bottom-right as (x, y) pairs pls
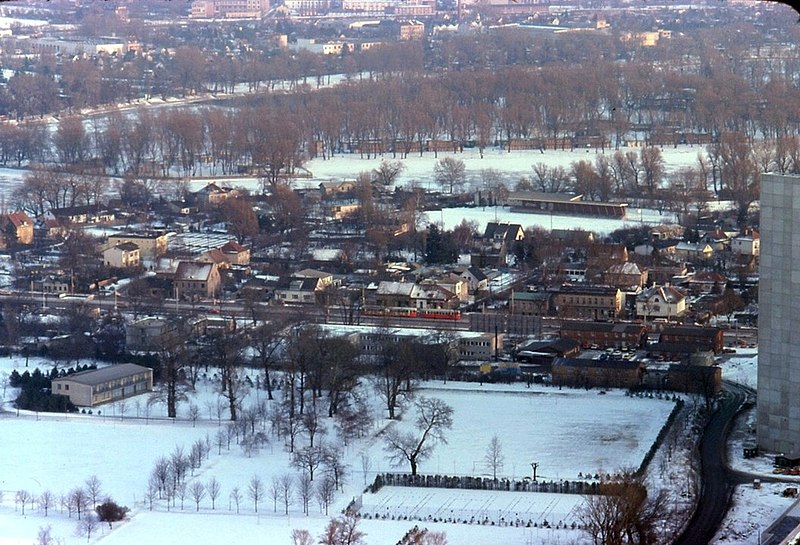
(0, 354), (675, 545)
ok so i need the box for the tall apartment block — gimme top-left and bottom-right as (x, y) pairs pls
(757, 173), (800, 456)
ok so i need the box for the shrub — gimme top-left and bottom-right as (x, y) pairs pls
(96, 500), (128, 527)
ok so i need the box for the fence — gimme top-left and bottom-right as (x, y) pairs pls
(369, 473), (599, 496)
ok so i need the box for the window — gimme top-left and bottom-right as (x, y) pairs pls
(65, 384), (69, 390)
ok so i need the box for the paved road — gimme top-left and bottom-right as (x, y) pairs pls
(674, 382), (752, 545)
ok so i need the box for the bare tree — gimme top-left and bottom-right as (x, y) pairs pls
(189, 481), (206, 511)
(69, 488), (89, 520)
(292, 529), (314, 545)
(188, 403), (201, 427)
(579, 471), (670, 545)
(292, 445), (328, 481)
(318, 513), (366, 545)
(383, 397), (454, 476)
(78, 513), (100, 542)
(359, 452), (373, 486)
(229, 487), (242, 514)
(35, 525), (54, 545)
(434, 157), (467, 194)
(372, 159), (405, 187)
(270, 477), (282, 513)
(15, 489), (32, 515)
(316, 475), (337, 516)
(248, 475), (264, 513)
(85, 475), (102, 507)
(484, 435), (505, 480)
(37, 490), (55, 517)
(297, 472), (313, 515)
(280, 473), (294, 515)
(206, 477), (221, 510)
(175, 481), (187, 511)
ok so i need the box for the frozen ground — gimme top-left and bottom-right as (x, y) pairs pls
(0, 354), (673, 545)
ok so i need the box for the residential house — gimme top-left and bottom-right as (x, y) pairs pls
(731, 229), (760, 257)
(324, 201), (360, 221)
(0, 211), (34, 247)
(701, 228), (731, 252)
(35, 275), (71, 294)
(103, 242), (141, 268)
(650, 225), (684, 240)
(471, 222), (525, 268)
(126, 317), (180, 352)
(51, 363), (153, 407)
(423, 274), (468, 302)
(648, 264), (688, 286)
(372, 281), (459, 310)
(48, 205), (115, 225)
(294, 269), (336, 288)
(197, 248), (231, 269)
(192, 182), (241, 207)
(107, 232), (168, 260)
(551, 357), (644, 389)
(483, 221), (525, 249)
(560, 321), (648, 349)
(510, 291), (551, 316)
(319, 180), (357, 197)
(682, 271), (727, 295)
(174, 261), (221, 299)
(674, 242), (714, 262)
(553, 285), (623, 320)
(274, 277), (325, 304)
(456, 266), (489, 294)
(551, 229), (595, 245)
(635, 285), (687, 321)
(602, 262), (647, 290)
(221, 240), (251, 265)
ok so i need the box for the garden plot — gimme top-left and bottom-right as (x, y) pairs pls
(360, 487), (583, 528)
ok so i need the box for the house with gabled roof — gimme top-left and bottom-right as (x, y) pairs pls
(192, 182), (241, 207)
(174, 261), (221, 299)
(602, 261), (647, 290)
(221, 240), (251, 265)
(319, 180), (357, 197)
(422, 273), (468, 302)
(274, 277), (326, 304)
(0, 211), (34, 247)
(674, 241), (714, 261)
(372, 280), (459, 310)
(635, 285), (687, 321)
(483, 221), (525, 249)
(683, 271), (727, 295)
(455, 266), (489, 293)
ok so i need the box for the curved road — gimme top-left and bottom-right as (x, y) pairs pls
(674, 381), (752, 545)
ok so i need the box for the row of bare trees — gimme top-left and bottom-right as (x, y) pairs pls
(4, 46), (800, 179)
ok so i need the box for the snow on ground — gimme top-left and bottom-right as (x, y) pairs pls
(180, 144), (707, 195)
(0, 353), (676, 545)
(430, 204), (677, 237)
(710, 348), (800, 544)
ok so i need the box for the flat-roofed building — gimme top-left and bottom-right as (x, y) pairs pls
(553, 285), (623, 320)
(51, 364), (153, 407)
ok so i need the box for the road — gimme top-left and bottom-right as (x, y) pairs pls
(674, 381), (752, 545)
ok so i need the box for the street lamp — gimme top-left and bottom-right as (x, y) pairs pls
(530, 462), (539, 482)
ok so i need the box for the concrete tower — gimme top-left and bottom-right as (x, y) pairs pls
(757, 173), (800, 456)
